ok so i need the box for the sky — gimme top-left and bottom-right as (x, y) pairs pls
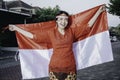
(4, 0), (120, 27)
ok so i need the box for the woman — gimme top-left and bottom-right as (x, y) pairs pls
(9, 5), (105, 80)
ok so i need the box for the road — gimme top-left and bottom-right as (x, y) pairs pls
(0, 42), (120, 80)
(77, 41), (120, 80)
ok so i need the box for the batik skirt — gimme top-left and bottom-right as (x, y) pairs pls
(49, 71), (76, 80)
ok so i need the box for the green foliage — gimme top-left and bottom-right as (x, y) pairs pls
(109, 24), (120, 40)
(108, 0), (120, 16)
(32, 5), (60, 22)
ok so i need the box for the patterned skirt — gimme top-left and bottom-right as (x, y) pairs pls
(49, 72), (76, 80)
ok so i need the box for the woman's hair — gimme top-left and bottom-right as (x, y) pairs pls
(55, 10), (69, 20)
(56, 10), (69, 16)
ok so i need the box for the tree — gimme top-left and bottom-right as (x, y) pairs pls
(109, 27), (116, 36)
(109, 24), (120, 40)
(107, 0), (120, 17)
(115, 24), (120, 40)
(31, 5), (60, 23)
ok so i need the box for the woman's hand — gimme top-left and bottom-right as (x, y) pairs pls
(88, 4), (106, 27)
(9, 24), (18, 31)
(98, 4), (106, 13)
(9, 24), (34, 39)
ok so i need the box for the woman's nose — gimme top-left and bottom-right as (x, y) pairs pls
(62, 19), (66, 23)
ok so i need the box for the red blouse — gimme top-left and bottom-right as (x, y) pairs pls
(33, 24), (90, 73)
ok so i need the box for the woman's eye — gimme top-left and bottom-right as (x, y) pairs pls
(57, 17), (68, 21)
(58, 18), (62, 20)
(65, 18), (68, 21)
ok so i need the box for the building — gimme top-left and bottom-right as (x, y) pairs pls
(2, 0), (36, 15)
(0, 0), (36, 28)
(0, 0), (40, 47)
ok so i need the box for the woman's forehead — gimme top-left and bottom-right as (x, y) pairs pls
(56, 15), (68, 19)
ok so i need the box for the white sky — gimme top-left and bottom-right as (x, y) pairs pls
(5, 0), (120, 27)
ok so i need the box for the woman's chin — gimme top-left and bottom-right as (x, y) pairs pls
(59, 26), (66, 29)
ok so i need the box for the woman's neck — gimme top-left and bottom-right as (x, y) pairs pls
(58, 27), (65, 35)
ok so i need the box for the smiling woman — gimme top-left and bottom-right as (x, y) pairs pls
(55, 11), (69, 35)
(8, 5), (106, 80)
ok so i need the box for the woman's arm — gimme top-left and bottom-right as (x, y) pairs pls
(88, 5), (106, 27)
(9, 25), (33, 39)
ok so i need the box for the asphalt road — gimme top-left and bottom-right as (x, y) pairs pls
(0, 41), (120, 80)
(77, 42), (120, 80)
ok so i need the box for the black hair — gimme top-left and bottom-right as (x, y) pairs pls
(56, 10), (69, 16)
(55, 10), (69, 20)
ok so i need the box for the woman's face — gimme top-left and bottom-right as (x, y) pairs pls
(56, 14), (68, 29)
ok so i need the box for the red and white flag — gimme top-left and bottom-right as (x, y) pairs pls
(15, 5), (113, 79)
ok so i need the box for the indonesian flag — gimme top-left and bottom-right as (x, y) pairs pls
(15, 5), (113, 79)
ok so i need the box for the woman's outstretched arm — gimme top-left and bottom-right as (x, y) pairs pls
(88, 4), (106, 27)
(9, 24), (33, 39)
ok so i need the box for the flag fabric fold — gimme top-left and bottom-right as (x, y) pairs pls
(15, 5), (113, 79)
